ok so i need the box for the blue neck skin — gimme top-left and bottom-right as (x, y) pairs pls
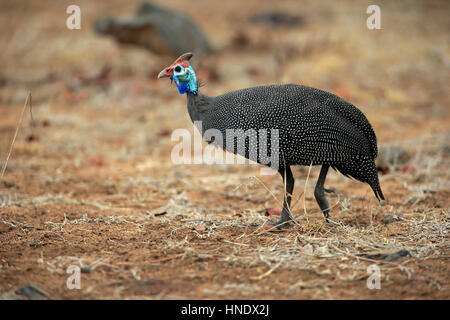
(173, 66), (198, 95)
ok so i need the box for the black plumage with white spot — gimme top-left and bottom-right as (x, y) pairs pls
(186, 83), (385, 225)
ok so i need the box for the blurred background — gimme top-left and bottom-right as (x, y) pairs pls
(0, 0), (448, 299)
(0, 0), (448, 163)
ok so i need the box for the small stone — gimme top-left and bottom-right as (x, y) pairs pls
(249, 11), (305, 27)
(20, 285), (49, 300)
(314, 245), (330, 257)
(194, 225), (206, 232)
(81, 266), (91, 274)
(382, 215), (398, 225)
(302, 244), (314, 255)
(357, 249), (411, 261)
(265, 208), (282, 216)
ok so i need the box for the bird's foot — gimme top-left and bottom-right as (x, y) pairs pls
(269, 219), (292, 229)
(254, 218), (292, 230)
(323, 212), (330, 223)
(253, 207), (292, 230)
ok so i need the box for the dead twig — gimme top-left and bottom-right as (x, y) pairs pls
(1, 92), (32, 179)
(250, 260), (283, 280)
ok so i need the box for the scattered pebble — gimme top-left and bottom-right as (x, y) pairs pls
(265, 208), (281, 216)
(314, 245), (330, 257)
(382, 214), (399, 225)
(249, 12), (305, 27)
(81, 266), (91, 274)
(20, 285), (49, 300)
(357, 249), (411, 261)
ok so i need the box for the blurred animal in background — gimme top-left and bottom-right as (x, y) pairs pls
(95, 1), (211, 57)
(157, 53), (385, 228)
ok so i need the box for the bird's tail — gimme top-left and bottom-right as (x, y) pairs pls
(332, 155), (385, 201)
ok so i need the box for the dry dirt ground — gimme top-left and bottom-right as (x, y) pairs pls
(0, 0), (449, 299)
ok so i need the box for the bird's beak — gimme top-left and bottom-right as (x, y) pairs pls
(157, 69), (170, 79)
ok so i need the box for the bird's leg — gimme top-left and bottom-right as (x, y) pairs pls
(314, 165), (330, 221)
(270, 165), (294, 228)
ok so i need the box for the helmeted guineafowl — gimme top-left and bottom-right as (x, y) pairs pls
(158, 52), (385, 227)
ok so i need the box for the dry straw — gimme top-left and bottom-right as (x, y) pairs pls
(1, 92), (33, 179)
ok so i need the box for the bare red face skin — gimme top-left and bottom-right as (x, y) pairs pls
(157, 52), (193, 81)
(158, 61), (190, 80)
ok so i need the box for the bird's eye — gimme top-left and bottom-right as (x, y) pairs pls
(174, 66), (182, 72)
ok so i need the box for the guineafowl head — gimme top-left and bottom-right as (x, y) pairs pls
(157, 52), (197, 95)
